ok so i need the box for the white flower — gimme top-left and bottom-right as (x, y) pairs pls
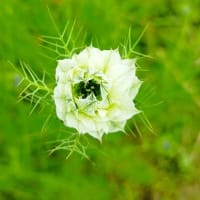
(53, 46), (142, 141)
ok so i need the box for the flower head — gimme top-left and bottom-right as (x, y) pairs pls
(53, 46), (142, 140)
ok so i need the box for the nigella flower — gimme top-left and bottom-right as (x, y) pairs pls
(53, 46), (142, 141)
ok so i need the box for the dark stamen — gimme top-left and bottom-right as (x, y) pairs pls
(73, 79), (102, 100)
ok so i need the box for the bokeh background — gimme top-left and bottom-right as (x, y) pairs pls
(1, 0), (200, 199)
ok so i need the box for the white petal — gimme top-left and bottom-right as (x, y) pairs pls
(88, 131), (104, 141)
(72, 48), (90, 67)
(105, 58), (136, 81)
(58, 59), (75, 71)
(56, 59), (75, 82)
(107, 49), (121, 66)
(53, 85), (64, 98)
(64, 114), (76, 129)
(108, 120), (126, 133)
(88, 47), (115, 72)
(106, 101), (140, 121)
(130, 79), (143, 99)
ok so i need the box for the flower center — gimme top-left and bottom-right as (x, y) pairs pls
(73, 79), (102, 100)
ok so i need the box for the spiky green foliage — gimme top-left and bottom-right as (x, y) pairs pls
(121, 25), (152, 59)
(47, 134), (90, 160)
(40, 9), (87, 59)
(10, 61), (53, 115)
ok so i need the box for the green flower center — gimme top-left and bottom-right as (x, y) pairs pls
(73, 79), (102, 100)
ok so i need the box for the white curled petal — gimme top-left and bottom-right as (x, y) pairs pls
(108, 120), (126, 133)
(54, 98), (66, 120)
(105, 58), (136, 81)
(106, 101), (140, 122)
(72, 48), (90, 67)
(56, 59), (75, 82)
(87, 47), (113, 72)
(83, 129), (104, 141)
(130, 79), (143, 99)
(107, 49), (121, 66)
(58, 59), (75, 71)
(65, 113), (79, 130)
(78, 114), (97, 132)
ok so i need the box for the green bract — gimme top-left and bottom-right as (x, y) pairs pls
(53, 46), (142, 140)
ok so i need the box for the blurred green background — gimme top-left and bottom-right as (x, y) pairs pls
(0, 0), (200, 199)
